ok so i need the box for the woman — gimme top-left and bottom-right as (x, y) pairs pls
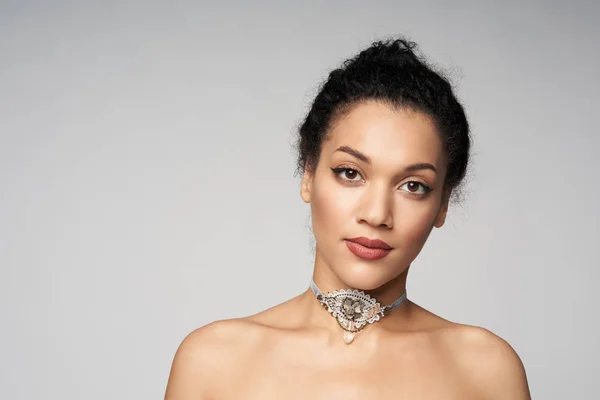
(165, 38), (531, 399)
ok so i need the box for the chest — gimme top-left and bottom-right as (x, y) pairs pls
(219, 342), (479, 400)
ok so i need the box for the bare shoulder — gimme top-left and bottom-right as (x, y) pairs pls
(165, 293), (302, 398)
(439, 324), (532, 400)
(164, 318), (265, 399)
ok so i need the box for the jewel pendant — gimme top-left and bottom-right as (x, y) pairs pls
(343, 331), (356, 344)
(343, 320), (357, 344)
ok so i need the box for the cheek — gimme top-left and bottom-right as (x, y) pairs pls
(394, 201), (438, 246)
(310, 180), (352, 241)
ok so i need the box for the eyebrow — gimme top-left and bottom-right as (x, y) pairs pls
(333, 145), (438, 173)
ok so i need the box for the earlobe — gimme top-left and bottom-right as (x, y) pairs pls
(434, 207), (447, 228)
(300, 170), (313, 204)
(434, 190), (451, 228)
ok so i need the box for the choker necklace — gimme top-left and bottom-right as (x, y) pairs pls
(309, 279), (408, 344)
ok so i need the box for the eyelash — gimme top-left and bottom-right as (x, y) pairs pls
(330, 167), (433, 196)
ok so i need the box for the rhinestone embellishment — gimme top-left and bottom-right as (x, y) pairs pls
(310, 280), (407, 345)
(316, 289), (387, 340)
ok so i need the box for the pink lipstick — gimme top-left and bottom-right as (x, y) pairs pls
(344, 237), (393, 260)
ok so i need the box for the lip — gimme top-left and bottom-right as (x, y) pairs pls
(344, 237), (393, 260)
(346, 237), (393, 250)
(345, 240), (392, 260)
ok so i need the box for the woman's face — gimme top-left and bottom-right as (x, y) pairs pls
(301, 100), (449, 290)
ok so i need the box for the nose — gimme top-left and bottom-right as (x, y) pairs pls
(356, 183), (394, 229)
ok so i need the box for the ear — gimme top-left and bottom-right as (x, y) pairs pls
(433, 188), (451, 228)
(300, 169), (314, 204)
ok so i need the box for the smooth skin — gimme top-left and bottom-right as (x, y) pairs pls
(165, 100), (531, 399)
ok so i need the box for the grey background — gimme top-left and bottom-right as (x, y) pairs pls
(1, 1), (598, 399)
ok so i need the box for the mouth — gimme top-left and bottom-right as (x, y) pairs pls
(346, 237), (393, 250)
(344, 237), (393, 260)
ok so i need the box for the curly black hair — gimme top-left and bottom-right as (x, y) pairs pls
(295, 38), (471, 202)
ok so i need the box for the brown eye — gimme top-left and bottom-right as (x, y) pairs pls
(331, 167), (363, 182)
(344, 169), (358, 180)
(400, 181), (432, 195)
(407, 182), (419, 192)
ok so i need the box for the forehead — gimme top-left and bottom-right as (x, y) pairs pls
(324, 101), (446, 170)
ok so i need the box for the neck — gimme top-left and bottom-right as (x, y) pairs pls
(311, 249), (410, 307)
(298, 250), (414, 342)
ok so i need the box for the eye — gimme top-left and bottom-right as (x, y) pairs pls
(331, 167), (363, 182)
(400, 181), (432, 195)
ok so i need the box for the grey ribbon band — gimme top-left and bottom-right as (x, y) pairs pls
(309, 279), (407, 312)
